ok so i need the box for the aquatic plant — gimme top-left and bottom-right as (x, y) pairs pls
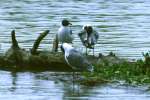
(81, 52), (150, 86)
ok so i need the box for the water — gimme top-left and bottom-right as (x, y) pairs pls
(0, 71), (150, 100)
(0, 0), (150, 59)
(0, 0), (150, 99)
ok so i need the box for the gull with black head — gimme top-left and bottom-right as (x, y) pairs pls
(78, 24), (99, 55)
(57, 19), (73, 44)
(53, 19), (73, 52)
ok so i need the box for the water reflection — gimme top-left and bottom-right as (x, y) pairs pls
(10, 72), (17, 92)
(0, 71), (150, 100)
(34, 72), (99, 99)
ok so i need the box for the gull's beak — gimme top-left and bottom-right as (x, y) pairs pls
(69, 22), (72, 25)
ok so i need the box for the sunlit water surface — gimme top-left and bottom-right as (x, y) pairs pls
(0, 0), (150, 99)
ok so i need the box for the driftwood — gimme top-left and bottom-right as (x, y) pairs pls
(0, 30), (124, 72)
(30, 30), (49, 55)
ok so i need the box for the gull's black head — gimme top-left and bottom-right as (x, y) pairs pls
(62, 19), (72, 26)
(86, 26), (93, 34)
(83, 25), (93, 35)
(60, 44), (65, 53)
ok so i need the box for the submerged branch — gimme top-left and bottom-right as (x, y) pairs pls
(31, 30), (49, 55)
(11, 30), (19, 49)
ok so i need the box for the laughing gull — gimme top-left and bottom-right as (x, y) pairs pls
(57, 19), (73, 44)
(78, 24), (99, 55)
(61, 43), (94, 72)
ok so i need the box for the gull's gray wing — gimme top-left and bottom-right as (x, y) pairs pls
(94, 30), (99, 40)
(78, 31), (89, 47)
(78, 31), (86, 43)
(89, 30), (99, 46)
(66, 49), (93, 71)
(78, 30), (99, 49)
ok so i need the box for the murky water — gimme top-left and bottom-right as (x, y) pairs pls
(0, 0), (150, 99)
(0, 71), (150, 100)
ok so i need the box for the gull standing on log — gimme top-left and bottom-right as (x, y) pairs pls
(61, 43), (94, 72)
(57, 19), (73, 43)
(53, 19), (73, 52)
(78, 24), (99, 55)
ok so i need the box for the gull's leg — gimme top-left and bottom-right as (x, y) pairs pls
(72, 71), (75, 92)
(86, 48), (88, 55)
(77, 72), (80, 95)
(93, 47), (94, 56)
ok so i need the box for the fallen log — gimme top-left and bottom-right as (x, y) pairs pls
(0, 30), (125, 72)
(0, 30), (70, 72)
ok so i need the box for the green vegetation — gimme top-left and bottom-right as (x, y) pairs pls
(81, 52), (150, 86)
